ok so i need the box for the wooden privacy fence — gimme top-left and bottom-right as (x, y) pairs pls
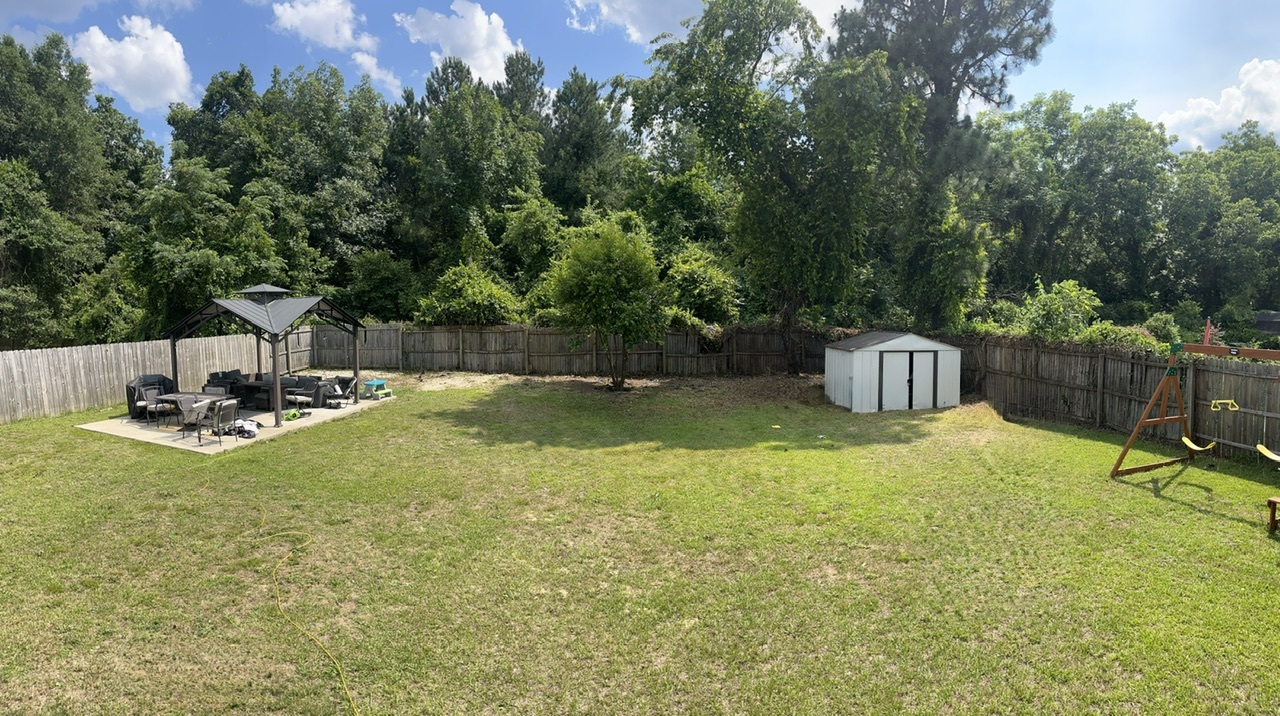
(19, 320), (1280, 462)
(312, 324), (826, 376)
(0, 328), (312, 425)
(965, 337), (1280, 460)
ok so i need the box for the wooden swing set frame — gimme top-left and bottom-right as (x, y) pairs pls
(1110, 320), (1280, 477)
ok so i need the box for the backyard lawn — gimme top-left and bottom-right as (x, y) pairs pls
(4, 373), (1280, 714)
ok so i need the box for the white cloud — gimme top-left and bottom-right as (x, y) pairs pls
(395, 0), (520, 83)
(134, 0), (197, 13)
(565, 0), (698, 45)
(5, 24), (46, 47)
(565, 0), (843, 46)
(1160, 59), (1280, 149)
(71, 15), (193, 113)
(0, 0), (104, 25)
(352, 50), (402, 95)
(271, 0), (377, 52)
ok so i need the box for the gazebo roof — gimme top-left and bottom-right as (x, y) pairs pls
(164, 293), (362, 341)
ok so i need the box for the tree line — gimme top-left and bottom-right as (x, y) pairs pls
(3, 0), (1279, 366)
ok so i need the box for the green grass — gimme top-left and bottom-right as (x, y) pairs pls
(5, 374), (1280, 714)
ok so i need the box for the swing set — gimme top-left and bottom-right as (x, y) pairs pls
(1110, 320), (1280, 477)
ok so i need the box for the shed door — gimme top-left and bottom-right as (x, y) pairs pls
(912, 352), (936, 409)
(880, 352), (911, 411)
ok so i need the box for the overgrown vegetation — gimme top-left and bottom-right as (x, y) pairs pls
(6, 376), (1280, 712)
(4, 2), (1280, 351)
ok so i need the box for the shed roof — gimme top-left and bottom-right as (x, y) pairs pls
(826, 331), (958, 353)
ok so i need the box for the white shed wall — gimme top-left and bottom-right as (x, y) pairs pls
(851, 350), (879, 412)
(829, 350), (849, 409)
(936, 349), (961, 408)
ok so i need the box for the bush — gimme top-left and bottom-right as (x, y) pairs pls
(665, 244), (739, 326)
(1142, 312), (1180, 344)
(414, 263), (523, 326)
(1024, 279), (1101, 341)
(1077, 321), (1159, 351)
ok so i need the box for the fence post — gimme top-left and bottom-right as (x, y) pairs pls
(1095, 349), (1106, 428)
(398, 324), (404, 371)
(1186, 358), (1196, 439)
(458, 327), (464, 370)
(730, 331), (737, 375)
(524, 326), (530, 374)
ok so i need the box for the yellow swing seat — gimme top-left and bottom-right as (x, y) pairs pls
(1258, 444), (1280, 463)
(1182, 436), (1215, 452)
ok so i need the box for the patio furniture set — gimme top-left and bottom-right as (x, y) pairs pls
(130, 371), (360, 446)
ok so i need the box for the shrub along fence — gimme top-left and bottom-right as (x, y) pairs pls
(0, 329), (312, 425)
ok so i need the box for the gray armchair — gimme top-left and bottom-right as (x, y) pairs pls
(197, 399), (239, 446)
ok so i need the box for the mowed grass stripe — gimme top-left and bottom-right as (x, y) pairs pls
(3, 375), (1280, 714)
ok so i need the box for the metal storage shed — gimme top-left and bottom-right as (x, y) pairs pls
(824, 332), (961, 412)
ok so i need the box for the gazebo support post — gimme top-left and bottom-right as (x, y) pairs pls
(170, 338), (180, 392)
(271, 336), (284, 428)
(353, 326), (361, 404)
(255, 328), (263, 376)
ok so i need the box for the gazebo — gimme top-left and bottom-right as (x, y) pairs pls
(164, 284), (364, 427)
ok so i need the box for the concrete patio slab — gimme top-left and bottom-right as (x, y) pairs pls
(76, 396), (394, 454)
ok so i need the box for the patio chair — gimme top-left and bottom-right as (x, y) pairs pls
(198, 399), (239, 447)
(139, 387), (176, 427)
(177, 396), (213, 442)
(326, 376), (357, 408)
(284, 377), (323, 417)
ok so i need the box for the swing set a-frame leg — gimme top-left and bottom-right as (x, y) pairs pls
(1110, 356), (1210, 477)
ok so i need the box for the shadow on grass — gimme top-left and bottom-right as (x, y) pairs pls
(999, 414), (1280, 530)
(422, 377), (942, 452)
(1110, 465), (1262, 530)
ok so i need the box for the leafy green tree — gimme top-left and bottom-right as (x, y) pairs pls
(390, 57), (542, 280)
(978, 91), (1081, 293)
(831, 0), (1054, 160)
(168, 65), (264, 196)
(125, 157), (285, 336)
(61, 256), (145, 344)
(1023, 279), (1100, 341)
(665, 243), (739, 325)
(498, 194), (564, 292)
(493, 50), (550, 135)
(1070, 102), (1175, 313)
(546, 215), (666, 390)
(338, 250), (420, 322)
(632, 0), (919, 367)
(0, 160), (100, 346)
(414, 263), (523, 326)
(0, 34), (107, 224)
(626, 159), (733, 259)
(831, 0), (1054, 327)
(543, 68), (629, 221)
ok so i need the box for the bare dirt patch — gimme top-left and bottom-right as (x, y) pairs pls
(385, 370), (829, 408)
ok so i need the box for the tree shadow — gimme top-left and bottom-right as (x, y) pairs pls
(420, 376), (942, 452)
(1000, 415), (1280, 530)
(1110, 465), (1263, 530)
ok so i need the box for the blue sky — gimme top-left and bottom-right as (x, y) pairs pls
(3, 0), (1278, 152)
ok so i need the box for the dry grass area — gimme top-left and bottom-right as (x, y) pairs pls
(4, 372), (1280, 713)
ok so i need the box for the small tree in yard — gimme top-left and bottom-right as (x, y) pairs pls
(548, 215), (666, 390)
